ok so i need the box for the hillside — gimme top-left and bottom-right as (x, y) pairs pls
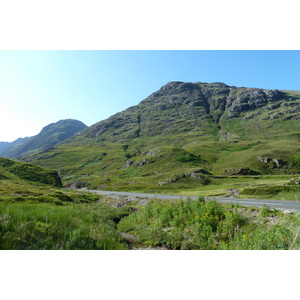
(25, 81), (300, 195)
(0, 119), (87, 159)
(0, 156), (63, 201)
(0, 156), (62, 187)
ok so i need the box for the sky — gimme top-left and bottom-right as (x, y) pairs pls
(1, 50), (300, 142)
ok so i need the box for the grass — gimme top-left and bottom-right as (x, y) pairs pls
(1, 191), (300, 250)
(4, 148), (298, 201)
(0, 157), (62, 187)
(26, 129), (300, 194)
(0, 202), (130, 250)
(118, 198), (300, 250)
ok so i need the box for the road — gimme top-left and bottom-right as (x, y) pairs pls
(86, 190), (300, 212)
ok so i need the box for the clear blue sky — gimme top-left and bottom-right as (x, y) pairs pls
(1, 50), (300, 142)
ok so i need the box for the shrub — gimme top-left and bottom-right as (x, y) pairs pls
(175, 151), (205, 165)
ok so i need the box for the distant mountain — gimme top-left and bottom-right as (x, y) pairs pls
(0, 119), (87, 159)
(0, 141), (10, 153)
(25, 82), (300, 191)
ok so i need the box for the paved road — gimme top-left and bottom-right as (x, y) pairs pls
(86, 190), (300, 212)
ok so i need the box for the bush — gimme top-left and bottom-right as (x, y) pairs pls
(175, 151), (205, 165)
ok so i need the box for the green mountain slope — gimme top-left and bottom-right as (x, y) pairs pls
(25, 82), (300, 193)
(0, 157), (62, 187)
(0, 119), (87, 159)
(0, 156), (63, 201)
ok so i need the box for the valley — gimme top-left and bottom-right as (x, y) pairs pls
(1, 81), (300, 250)
(20, 81), (300, 200)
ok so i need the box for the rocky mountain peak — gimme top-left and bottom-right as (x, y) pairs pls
(160, 81), (184, 90)
(82, 81), (298, 142)
(159, 81), (199, 93)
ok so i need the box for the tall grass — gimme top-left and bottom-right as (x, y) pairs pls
(1, 195), (300, 250)
(0, 203), (129, 250)
(118, 198), (299, 250)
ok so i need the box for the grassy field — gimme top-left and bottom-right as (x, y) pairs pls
(1, 195), (300, 250)
(1, 155), (299, 250)
(0, 201), (130, 250)
(25, 127), (300, 199)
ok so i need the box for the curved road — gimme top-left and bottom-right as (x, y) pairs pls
(86, 190), (300, 212)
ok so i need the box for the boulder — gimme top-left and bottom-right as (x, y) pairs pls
(290, 177), (300, 185)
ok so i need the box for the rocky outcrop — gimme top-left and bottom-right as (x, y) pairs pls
(135, 159), (154, 167)
(222, 168), (261, 176)
(225, 88), (282, 118)
(157, 170), (211, 186)
(257, 157), (285, 168)
(290, 177), (300, 185)
(123, 159), (134, 168)
(65, 180), (87, 189)
(123, 158), (154, 168)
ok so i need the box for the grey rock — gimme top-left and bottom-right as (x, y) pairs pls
(290, 177), (300, 185)
(135, 159), (154, 167)
(123, 159), (134, 168)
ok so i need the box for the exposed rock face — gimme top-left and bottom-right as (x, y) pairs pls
(225, 88), (281, 118)
(156, 170), (211, 186)
(257, 157), (285, 168)
(123, 159), (134, 168)
(135, 159), (154, 167)
(123, 158), (154, 168)
(68, 180), (87, 189)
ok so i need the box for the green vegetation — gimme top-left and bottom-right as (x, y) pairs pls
(175, 150), (205, 165)
(24, 84), (300, 194)
(118, 198), (300, 250)
(1, 194), (300, 250)
(0, 83), (293, 197)
(0, 158), (132, 249)
(0, 157), (62, 187)
(2, 82), (300, 249)
(239, 184), (300, 201)
(0, 202), (130, 250)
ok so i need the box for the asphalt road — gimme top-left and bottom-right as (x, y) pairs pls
(87, 190), (300, 212)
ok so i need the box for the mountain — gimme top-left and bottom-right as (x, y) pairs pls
(0, 142), (10, 153)
(84, 81), (298, 140)
(0, 119), (87, 159)
(25, 82), (300, 192)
